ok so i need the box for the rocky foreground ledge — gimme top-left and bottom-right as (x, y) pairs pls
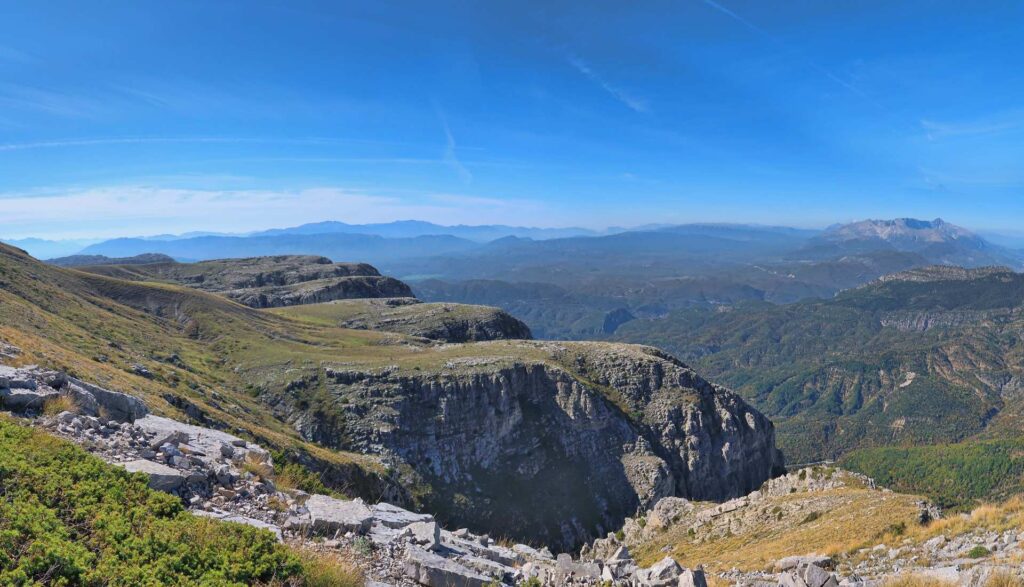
(3, 358), (1023, 587)
(0, 360), (710, 587)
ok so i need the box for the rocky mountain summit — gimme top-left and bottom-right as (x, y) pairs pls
(798, 218), (1023, 269)
(76, 254), (413, 308)
(820, 218), (976, 245)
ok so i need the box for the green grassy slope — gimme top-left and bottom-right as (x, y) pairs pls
(0, 243), (398, 495)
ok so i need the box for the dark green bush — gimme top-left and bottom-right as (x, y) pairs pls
(0, 416), (303, 586)
(968, 545), (990, 558)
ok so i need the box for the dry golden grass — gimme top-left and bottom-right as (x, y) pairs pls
(241, 452), (275, 480)
(634, 487), (923, 573)
(985, 571), (1024, 587)
(295, 549), (364, 587)
(42, 394), (77, 416)
(909, 496), (1024, 544)
(882, 576), (954, 587)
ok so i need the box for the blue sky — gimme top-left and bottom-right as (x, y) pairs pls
(2, 0), (1024, 239)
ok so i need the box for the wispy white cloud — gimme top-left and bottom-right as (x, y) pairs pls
(0, 185), (548, 240)
(699, 0), (876, 104)
(921, 110), (1024, 140)
(428, 193), (540, 209)
(567, 56), (649, 113)
(0, 84), (101, 118)
(0, 135), (447, 153)
(437, 110), (473, 184)
(0, 137), (250, 152)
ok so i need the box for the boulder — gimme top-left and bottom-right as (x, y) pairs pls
(1, 387), (59, 411)
(372, 502), (434, 529)
(677, 569), (707, 587)
(119, 459), (186, 492)
(513, 543), (554, 561)
(779, 573), (809, 587)
(638, 557), (682, 587)
(68, 377), (149, 421)
(408, 521), (442, 551)
(797, 562), (835, 587)
(404, 546), (491, 587)
(305, 495), (373, 536)
(607, 545), (634, 563)
(0, 365), (36, 389)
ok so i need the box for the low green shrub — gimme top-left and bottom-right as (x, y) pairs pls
(968, 545), (991, 558)
(0, 416), (303, 586)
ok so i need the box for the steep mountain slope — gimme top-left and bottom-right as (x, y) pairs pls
(611, 266), (1024, 477)
(0, 243), (782, 549)
(75, 255), (413, 308)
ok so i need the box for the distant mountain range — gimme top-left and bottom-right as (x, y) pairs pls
(19, 216), (1013, 343)
(4, 220), (609, 260)
(248, 220), (604, 241)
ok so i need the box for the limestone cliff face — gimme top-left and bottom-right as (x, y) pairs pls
(263, 342), (783, 550)
(225, 275), (413, 308)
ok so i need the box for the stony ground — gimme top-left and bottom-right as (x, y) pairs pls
(1, 360), (709, 587)
(4, 356), (1024, 587)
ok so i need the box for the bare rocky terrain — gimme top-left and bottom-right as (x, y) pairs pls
(4, 357), (1023, 586)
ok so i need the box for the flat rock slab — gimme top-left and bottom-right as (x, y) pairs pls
(405, 546), (492, 587)
(305, 495), (373, 536)
(134, 415), (269, 466)
(68, 377), (148, 422)
(119, 459), (186, 492)
(372, 502), (434, 529)
(442, 532), (522, 567)
(0, 388), (58, 411)
(191, 510), (283, 542)
(0, 366), (37, 389)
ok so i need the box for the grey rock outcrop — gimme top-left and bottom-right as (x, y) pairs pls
(0, 365), (148, 422)
(226, 275), (413, 308)
(268, 341), (783, 550)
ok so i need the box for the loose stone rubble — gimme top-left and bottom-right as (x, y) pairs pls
(2, 360), (1023, 587)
